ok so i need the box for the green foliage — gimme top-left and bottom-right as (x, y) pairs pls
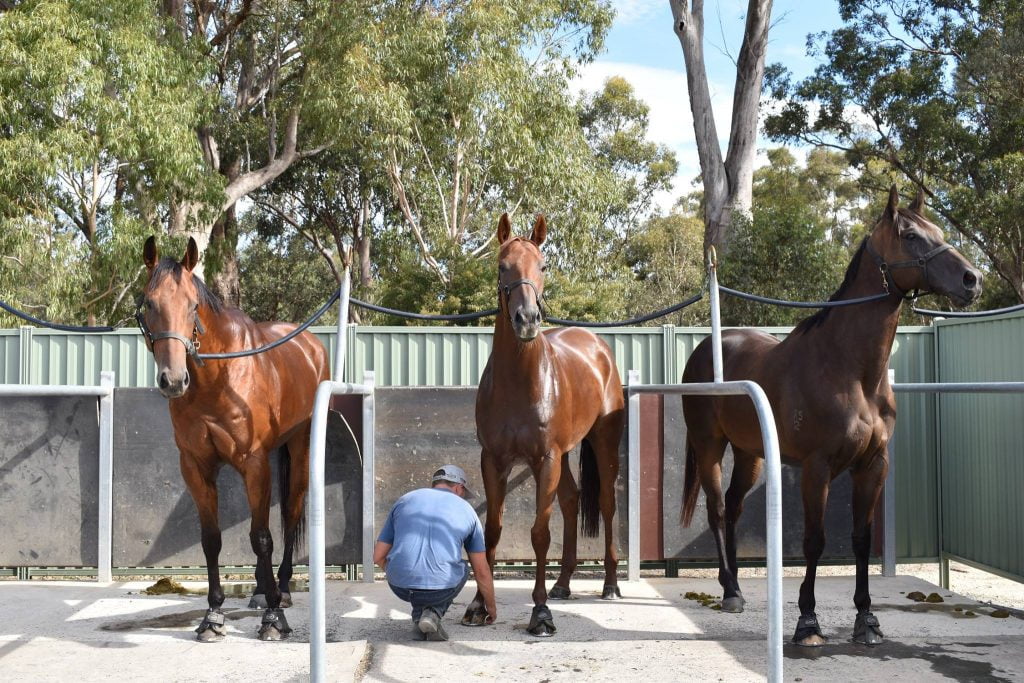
(764, 0), (1024, 303)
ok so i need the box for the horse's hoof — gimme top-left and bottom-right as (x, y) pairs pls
(248, 593), (268, 609)
(195, 608), (227, 642)
(461, 604), (488, 626)
(549, 585), (572, 600)
(721, 596), (745, 613)
(601, 584), (622, 600)
(852, 611), (884, 646)
(279, 592), (292, 609)
(258, 608), (292, 641)
(792, 613), (826, 647)
(527, 605), (556, 637)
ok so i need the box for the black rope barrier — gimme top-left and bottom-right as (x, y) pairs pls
(0, 299), (114, 333)
(350, 297), (499, 322)
(197, 287), (340, 360)
(546, 291), (704, 327)
(911, 302), (1024, 318)
(717, 285), (891, 309)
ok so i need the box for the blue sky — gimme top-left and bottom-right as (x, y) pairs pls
(575, 0), (844, 205)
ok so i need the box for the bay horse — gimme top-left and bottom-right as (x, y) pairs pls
(681, 187), (981, 646)
(139, 236), (329, 642)
(461, 213), (625, 637)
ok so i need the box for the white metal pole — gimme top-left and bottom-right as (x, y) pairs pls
(707, 248), (724, 383)
(334, 265), (351, 382)
(627, 369), (641, 582)
(97, 371), (114, 583)
(308, 380), (333, 683)
(362, 370), (376, 582)
(883, 369), (897, 577)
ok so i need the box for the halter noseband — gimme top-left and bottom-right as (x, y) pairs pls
(135, 300), (206, 367)
(865, 238), (953, 299)
(498, 278), (546, 321)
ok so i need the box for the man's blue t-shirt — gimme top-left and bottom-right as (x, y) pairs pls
(377, 487), (486, 589)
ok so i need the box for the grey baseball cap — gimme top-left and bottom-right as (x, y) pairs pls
(431, 464), (476, 499)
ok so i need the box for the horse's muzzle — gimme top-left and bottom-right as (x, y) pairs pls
(513, 306), (542, 341)
(158, 368), (190, 398)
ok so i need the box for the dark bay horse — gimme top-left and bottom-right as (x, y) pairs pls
(139, 236), (329, 642)
(681, 187), (981, 646)
(461, 214), (625, 636)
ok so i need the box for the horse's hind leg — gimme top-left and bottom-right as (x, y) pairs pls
(721, 448), (763, 613)
(242, 454), (291, 641)
(693, 435), (741, 611)
(463, 450), (507, 626)
(549, 452), (578, 600)
(180, 454), (227, 642)
(589, 413), (623, 600)
(275, 436), (311, 609)
(850, 449), (887, 646)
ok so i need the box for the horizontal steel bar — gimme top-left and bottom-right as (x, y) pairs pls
(628, 381), (768, 396)
(0, 385), (113, 397)
(893, 382), (1024, 393)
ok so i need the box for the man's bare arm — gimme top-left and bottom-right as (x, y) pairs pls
(373, 541), (392, 571)
(468, 551), (497, 623)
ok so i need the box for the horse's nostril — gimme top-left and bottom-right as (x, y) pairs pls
(158, 373), (170, 390)
(183, 371), (190, 389)
(964, 270), (979, 290)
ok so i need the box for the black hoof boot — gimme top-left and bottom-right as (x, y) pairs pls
(195, 608), (227, 643)
(248, 593), (268, 609)
(258, 607), (292, 641)
(527, 605), (556, 637)
(549, 585), (572, 600)
(601, 584), (622, 600)
(852, 611), (884, 646)
(721, 594), (745, 613)
(792, 613), (826, 647)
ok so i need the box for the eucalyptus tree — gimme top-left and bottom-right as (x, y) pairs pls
(669, 0), (774, 253)
(764, 0), (1024, 302)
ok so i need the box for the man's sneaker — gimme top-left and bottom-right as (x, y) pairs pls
(418, 609), (448, 641)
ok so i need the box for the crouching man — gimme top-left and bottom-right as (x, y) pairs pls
(373, 464), (497, 641)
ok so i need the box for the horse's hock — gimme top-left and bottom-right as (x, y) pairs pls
(1, 386), (887, 570)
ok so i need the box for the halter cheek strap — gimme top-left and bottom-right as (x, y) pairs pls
(135, 303), (206, 367)
(865, 240), (953, 299)
(498, 278), (546, 321)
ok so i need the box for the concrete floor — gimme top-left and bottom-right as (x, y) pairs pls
(2, 575), (1023, 682)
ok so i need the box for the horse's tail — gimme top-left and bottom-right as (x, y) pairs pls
(580, 439), (600, 538)
(681, 436), (700, 527)
(278, 443), (306, 551)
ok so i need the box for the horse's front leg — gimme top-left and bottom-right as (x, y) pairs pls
(180, 454), (226, 643)
(850, 449), (888, 646)
(527, 452), (560, 637)
(463, 451), (507, 626)
(243, 455), (290, 641)
(794, 459), (831, 647)
(549, 452), (578, 600)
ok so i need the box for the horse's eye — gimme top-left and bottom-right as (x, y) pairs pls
(903, 232), (918, 241)
(541, 265), (548, 272)
(498, 264), (508, 273)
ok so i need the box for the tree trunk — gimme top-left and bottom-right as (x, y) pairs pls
(671, 0), (773, 255)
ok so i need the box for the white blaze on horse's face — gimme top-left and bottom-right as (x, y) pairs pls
(496, 213), (548, 342)
(872, 190), (982, 306)
(142, 236), (201, 399)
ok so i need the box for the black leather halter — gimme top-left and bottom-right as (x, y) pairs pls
(135, 300), (206, 367)
(498, 278), (546, 321)
(864, 239), (952, 299)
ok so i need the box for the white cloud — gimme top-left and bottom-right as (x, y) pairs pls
(609, 0), (665, 25)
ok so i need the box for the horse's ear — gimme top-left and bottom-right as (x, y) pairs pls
(182, 236), (199, 272)
(529, 214), (547, 247)
(143, 236), (158, 271)
(885, 185), (900, 219)
(910, 188), (925, 214)
(497, 213), (512, 244)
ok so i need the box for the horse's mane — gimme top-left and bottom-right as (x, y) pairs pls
(150, 258), (224, 315)
(791, 237), (869, 335)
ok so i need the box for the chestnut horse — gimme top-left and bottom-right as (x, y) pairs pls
(681, 187), (981, 646)
(462, 214), (625, 636)
(139, 236), (329, 642)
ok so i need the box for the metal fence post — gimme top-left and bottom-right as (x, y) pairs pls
(18, 326), (32, 383)
(627, 369), (641, 582)
(883, 368), (896, 577)
(362, 370), (376, 583)
(97, 371), (115, 583)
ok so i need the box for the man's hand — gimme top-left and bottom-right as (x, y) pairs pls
(468, 550), (497, 624)
(372, 540), (392, 571)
